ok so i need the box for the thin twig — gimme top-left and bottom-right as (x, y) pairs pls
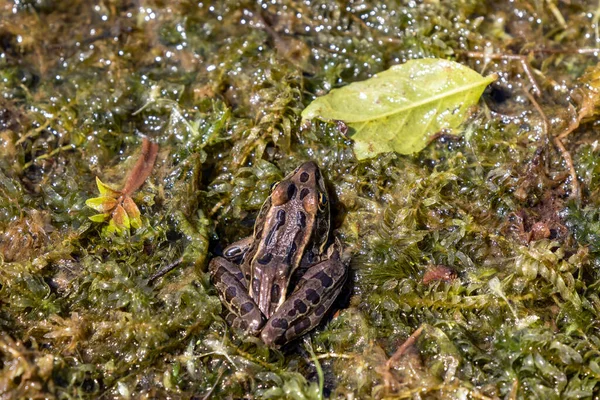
(524, 91), (580, 202)
(234, 347), (277, 370)
(557, 83), (598, 141)
(553, 137), (581, 202)
(593, 0), (600, 44)
(16, 118), (52, 145)
(545, 0), (567, 29)
(523, 90), (549, 142)
(508, 379), (519, 400)
(556, 104), (581, 140)
(386, 325), (424, 368)
(201, 366), (226, 400)
(148, 257), (184, 284)
(22, 144), (76, 169)
(314, 353), (355, 360)
(532, 47), (600, 55)
(209, 199), (226, 218)
(465, 51), (541, 96)
(232, 129), (269, 169)
(376, 325), (425, 396)
(469, 390), (496, 400)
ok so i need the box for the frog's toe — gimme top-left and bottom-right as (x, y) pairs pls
(231, 313), (266, 336)
(260, 321), (288, 348)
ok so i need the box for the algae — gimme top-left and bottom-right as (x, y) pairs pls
(2, 0), (600, 398)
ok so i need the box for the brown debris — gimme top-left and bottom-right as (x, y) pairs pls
(506, 190), (568, 244)
(376, 326), (425, 396)
(422, 265), (458, 284)
(0, 209), (53, 263)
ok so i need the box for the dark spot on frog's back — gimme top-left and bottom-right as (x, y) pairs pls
(293, 298), (308, 314)
(212, 265), (225, 280)
(234, 270), (244, 281)
(299, 188), (310, 200)
(319, 192), (327, 205)
(257, 252), (273, 265)
(276, 209), (286, 226)
(297, 211), (306, 227)
(315, 304), (326, 317)
(264, 209), (286, 245)
(285, 242), (297, 264)
(287, 183), (297, 200)
(300, 172), (309, 182)
(294, 318), (311, 334)
(225, 286), (237, 302)
(240, 302), (254, 316)
(305, 288), (320, 304)
(271, 318), (289, 330)
(274, 335), (287, 347)
(270, 283), (281, 304)
(315, 271), (334, 288)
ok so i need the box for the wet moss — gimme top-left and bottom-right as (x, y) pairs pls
(3, 0), (600, 398)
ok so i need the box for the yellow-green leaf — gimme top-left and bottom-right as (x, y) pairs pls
(301, 58), (496, 159)
(95, 176), (121, 197)
(89, 213), (110, 222)
(122, 196), (142, 229)
(85, 196), (119, 212)
(106, 218), (121, 234)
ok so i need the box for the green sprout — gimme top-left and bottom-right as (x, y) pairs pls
(85, 138), (158, 234)
(86, 177), (143, 234)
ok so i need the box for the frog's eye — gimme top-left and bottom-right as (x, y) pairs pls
(318, 192), (328, 210)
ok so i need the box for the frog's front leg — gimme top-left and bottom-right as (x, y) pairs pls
(209, 256), (266, 334)
(260, 245), (348, 347)
(222, 236), (254, 263)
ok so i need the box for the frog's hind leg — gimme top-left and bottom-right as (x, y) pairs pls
(260, 251), (347, 347)
(209, 257), (266, 335)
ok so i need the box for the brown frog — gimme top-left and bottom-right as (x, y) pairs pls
(209, 162), (347, 347)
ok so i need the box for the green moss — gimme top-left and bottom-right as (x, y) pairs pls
(3, 0), (600, 398)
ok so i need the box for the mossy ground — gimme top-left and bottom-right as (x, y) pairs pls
(2, 0), (600, 398)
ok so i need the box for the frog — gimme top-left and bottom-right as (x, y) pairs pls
(209, 161), (348, 347)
